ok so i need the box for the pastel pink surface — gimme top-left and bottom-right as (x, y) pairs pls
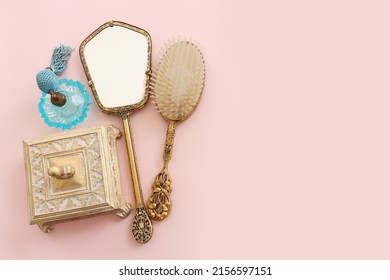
(1, 0), (390, 259)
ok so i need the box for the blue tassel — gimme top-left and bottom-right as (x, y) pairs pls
(36, 44), (73, 93)
(50, 45), (74, 75)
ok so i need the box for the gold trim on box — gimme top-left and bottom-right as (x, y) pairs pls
(23, 125), (132, 232)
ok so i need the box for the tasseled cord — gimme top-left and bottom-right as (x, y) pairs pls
(36, 44), (74, 94)
(36, 44), (74, 106)
(50, 45), (74, 75)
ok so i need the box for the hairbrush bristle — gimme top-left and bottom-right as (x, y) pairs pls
(151, 40), (205, 121)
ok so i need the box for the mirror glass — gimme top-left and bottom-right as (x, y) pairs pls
(81, 23), (150, 109)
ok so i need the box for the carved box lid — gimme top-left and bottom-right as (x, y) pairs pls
(23, 125), (131, 232)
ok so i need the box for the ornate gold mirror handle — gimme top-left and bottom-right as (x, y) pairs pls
(122, 114), (153, 243)
(147, 120), (176, 221)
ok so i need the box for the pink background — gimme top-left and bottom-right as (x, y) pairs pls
(1, 0), (390, 259)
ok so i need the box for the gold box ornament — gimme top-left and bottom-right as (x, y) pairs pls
(23, 125), (132, 232)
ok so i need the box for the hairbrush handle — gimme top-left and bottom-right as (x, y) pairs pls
(122, 115), (153, 243)
(147, 120), (176, 221)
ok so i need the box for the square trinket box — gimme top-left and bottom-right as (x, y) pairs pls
(23, 125), (131, 232)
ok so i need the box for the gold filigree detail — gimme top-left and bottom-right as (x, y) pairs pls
(132, 206), (153, 244)
(147, 170), (172, 220)
(147, 120), (176, 221)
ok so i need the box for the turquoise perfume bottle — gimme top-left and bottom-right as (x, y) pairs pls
(36, 45), (90, 130)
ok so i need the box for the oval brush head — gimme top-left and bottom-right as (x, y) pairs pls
(151, 40), (205, 122)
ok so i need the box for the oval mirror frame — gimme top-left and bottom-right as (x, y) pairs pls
(79, 20), (152, 115)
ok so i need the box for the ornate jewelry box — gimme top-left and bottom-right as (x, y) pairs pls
(23, 125), (131, 232)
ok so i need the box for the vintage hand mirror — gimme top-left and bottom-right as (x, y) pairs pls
(80, 21), (152, 243)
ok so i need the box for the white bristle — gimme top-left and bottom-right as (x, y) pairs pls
(150, 39), (205, 121)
